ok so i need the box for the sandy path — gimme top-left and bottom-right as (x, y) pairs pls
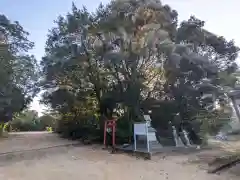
(0, 132), (79, 154)
(0, 132), (238, 180)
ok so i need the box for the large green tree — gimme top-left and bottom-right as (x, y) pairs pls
(0, 14), (40, 124)
(41, 0), (176, 119)
(41, 0), (239, 139)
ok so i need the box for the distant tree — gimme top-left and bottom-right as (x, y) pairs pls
(38, 114), (57, 129)
(11, 110), (41, 131)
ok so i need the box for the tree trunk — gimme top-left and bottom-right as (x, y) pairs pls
(0, 123), (3, 137)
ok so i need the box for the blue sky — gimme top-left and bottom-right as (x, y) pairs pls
(1, 0), (240, 115)
(0, 0), (109, 60)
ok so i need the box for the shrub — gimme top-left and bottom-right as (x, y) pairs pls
(56, 115), (101, 141)
(46, 126), (53, 132)
(10, 119), (45, 131)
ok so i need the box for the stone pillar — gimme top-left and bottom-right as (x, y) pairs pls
(231, 97), (240, 122)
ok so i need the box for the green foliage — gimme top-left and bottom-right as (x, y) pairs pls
(8, 110), (60, 132)
(196, 109), (232, 136)
(116, 115), (133, 143)
(40, 0), (239, 142)
(55, 114), (101, 141)
(46, 126), (53, 132)
(38, 114), (57, 131)
(0, 15), (40, 123)
(10, 110), (43, 131)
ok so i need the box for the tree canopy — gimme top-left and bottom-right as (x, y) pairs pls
(40, 0), (239, 139)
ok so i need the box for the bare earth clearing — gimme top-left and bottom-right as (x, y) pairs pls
(0, 132), (239, 180)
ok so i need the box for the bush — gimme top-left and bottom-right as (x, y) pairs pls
(56, 114), (135, 144)
(3, 122), (11, 132)
(38, 115), (57, 131)
(56, 115), (101, 142)
(115, 115), (132, 144)
(46, 126), (53, 132)
(196, 110), (231, 136)
(10, 119), (45, 131)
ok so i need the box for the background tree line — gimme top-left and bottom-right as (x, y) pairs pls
(4, 110), (56, 132)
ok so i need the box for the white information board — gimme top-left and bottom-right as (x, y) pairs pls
(133, 115), (160, 153)
(134, 123), (147, 135)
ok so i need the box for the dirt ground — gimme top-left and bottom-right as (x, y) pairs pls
(0, 132), (239, 180)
